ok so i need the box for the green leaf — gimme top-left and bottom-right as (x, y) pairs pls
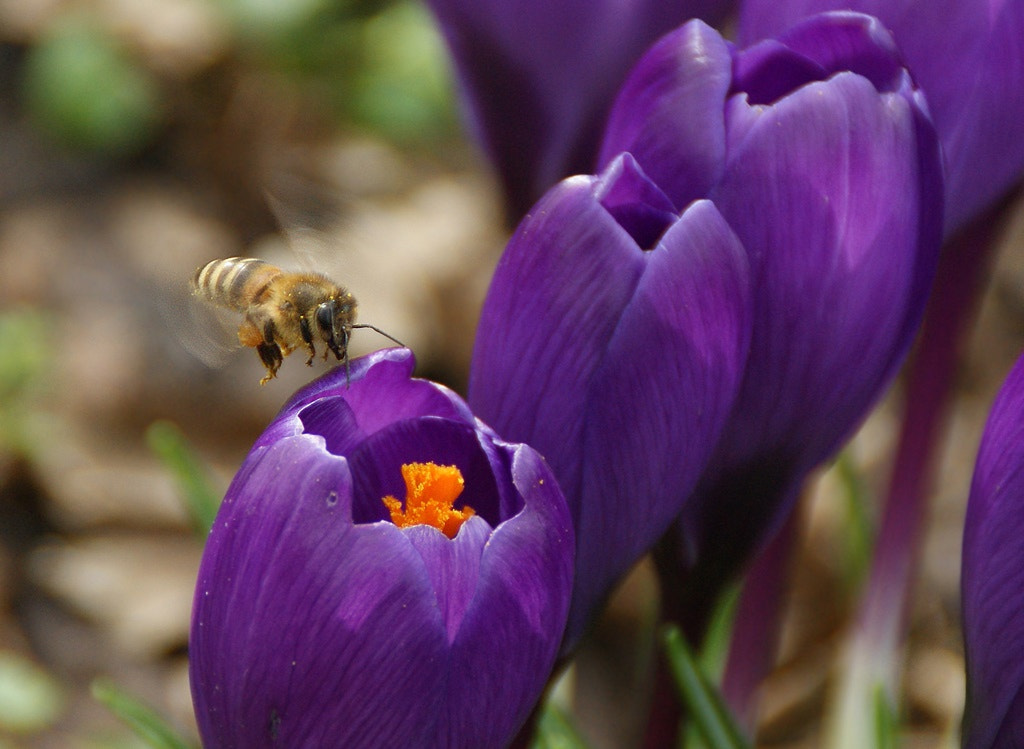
(697, 583), (741, 681)
(872, 684), (898, 749)
(532, 701), (591, 749)
(836, 451), (874, 589)
(662, 626), (751, 749)
(145, 420), (221, 538)
(91, 680), (195, 749)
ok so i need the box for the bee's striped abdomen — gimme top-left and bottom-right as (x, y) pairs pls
(191, 257), (281, 312)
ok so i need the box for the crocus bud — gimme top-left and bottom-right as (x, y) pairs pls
(962, 354), (1024, 749)
(190, 349), (573, 748)
(469, 152), (753, 649)
(421, 0), (735, 217)
(738, 0), (1024, 235)
(596, 15), (943, 613)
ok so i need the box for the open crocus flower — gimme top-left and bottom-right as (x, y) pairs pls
(594, 14), (943, 618)
(962, 354), (1024, 749)
(738, 0), (1024, 234)
(190, 349), (573, 748)
(421, 0), (735, 218)
(469, 152), (753, 649)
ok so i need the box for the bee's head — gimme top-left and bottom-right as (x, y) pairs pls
(315, 296), (355, 360)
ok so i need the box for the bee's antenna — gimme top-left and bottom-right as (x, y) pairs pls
(342, 328), (351, 388)
(350, 324), (406, 350)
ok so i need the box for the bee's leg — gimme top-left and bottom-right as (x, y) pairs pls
(299, 316), (316, 366)
(257, 342), (283, 385)
(262, 318), (279, 347)
(237, 317), (275, 384)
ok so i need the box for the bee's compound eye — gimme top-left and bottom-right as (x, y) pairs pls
(316, 302), (335, 334)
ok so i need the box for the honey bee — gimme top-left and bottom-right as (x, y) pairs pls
(190, 257), (403, 385)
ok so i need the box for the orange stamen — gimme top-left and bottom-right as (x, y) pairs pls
(382, 463), (475, 539)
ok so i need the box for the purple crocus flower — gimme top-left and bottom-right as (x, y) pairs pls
(421, 0), (736, 218)
(469, 152), (754, 648)
(962, 354), (1024, 749)
(598, 15), (942, 619)
(190, 348), (574, 748)
(737, 0), (1024, 235)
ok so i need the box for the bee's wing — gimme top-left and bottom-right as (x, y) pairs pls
(263, 211), (407, 359)
(172, 284), (245, 369)
(262, 174), (361, 277)
(263, 154), (358, 263)
(264, 179), (348, 243)
(259, 146), (494, 360)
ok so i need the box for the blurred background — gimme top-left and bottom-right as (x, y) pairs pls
(0, 1), (1022, 747)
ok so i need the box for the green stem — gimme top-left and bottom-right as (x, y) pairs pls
(662, 626), (751, 749)
(92, 679), (197, 749)
(146, 420), (221, 538)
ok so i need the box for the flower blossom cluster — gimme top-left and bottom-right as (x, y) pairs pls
(188, 2), (1024, 747)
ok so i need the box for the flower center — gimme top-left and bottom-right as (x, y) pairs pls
(382, 462), (475, 539)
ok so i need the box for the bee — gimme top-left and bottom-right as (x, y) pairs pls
(190, 257), (403, 385)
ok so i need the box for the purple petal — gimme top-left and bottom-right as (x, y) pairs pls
(568, 199), (751, 642)
(276, 347), (414, 417)
(470, 172), (645, 511)
(731, 39), (828, 105)
(445, 443), (574, 745)
(733, 13), (907, 105)
(296, 396), (365, 456)
(670, 45), (942, 599)
(265, 348), (472, 448)
(191, 435), (450, 747)
(335, 353), (476, 433)
(710, 69), (941, 476)
(745, 12), (905, 95)
(739, 1), (1024, 233)
(599, 20), (733, 210)
(963, 355), (1024, 748)
(404, 516), (491, 643)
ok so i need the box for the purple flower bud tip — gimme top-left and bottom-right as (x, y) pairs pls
(191, 348), (574, 748)
(593, 153), (677, 249)
(738, 0), (1024, 234)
